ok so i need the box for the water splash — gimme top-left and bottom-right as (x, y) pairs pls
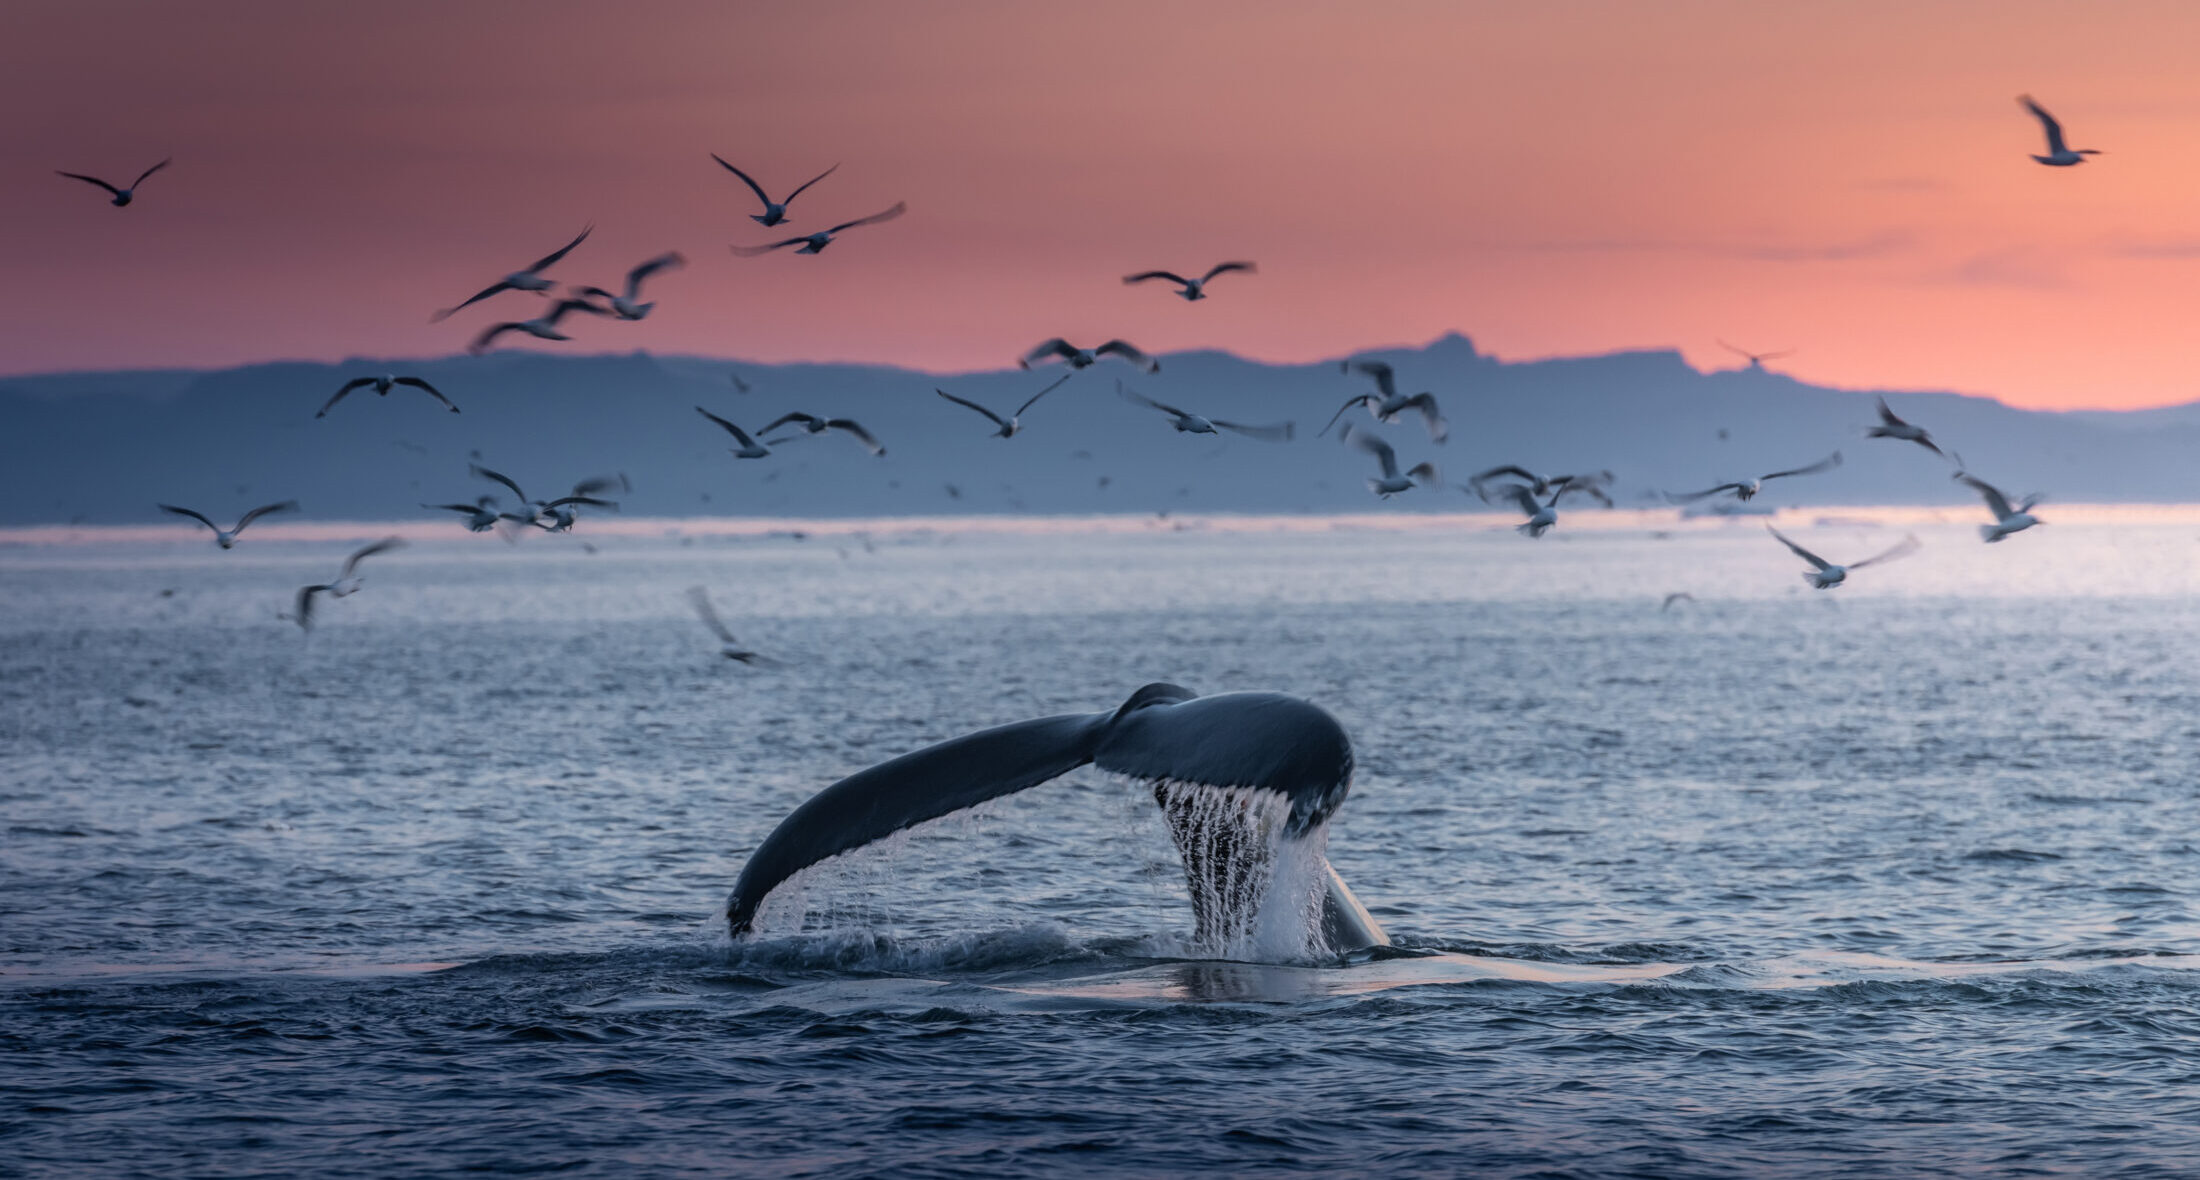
(1151, 779), (1334, 962)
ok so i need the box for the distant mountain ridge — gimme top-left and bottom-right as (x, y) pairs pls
(3, 332), (2196, 526)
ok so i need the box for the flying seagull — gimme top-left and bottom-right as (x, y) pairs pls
(1718, 340), (1793, 371)
(696, 406), (773, 458)
(1668, 452), (1842, 503)
(687, 586), (766, 663)
(291, 538), (404, 631)
(1019, 338), (1159, 374)
(467, 298), (610, 355)
(424, 496), (501, 532)
(536, 492), (619, 533)
(318, 374), (458, 418)
(933, 375), (1071, 438)
(760, 412), (886, 455)
(1661, 592), (1696, 613)
(1116, 381), (1292, 440)
(1122, 262), (1257, 301)
(56, 158), (170, 207)
(711, 157), (839, 227)
(731, 202), (905, 256)
(431, 226), (592, 321)
(1340, 424), (1440, 498)
(1468, 466), (1615, 507)
(1955, 472), (2045, 542)
(1484, 482), (1560, 537)
(1323, 360), (1447, 442)
(575, 252), (685, 320)
(728, 371), (753, 394)
(2019, 95), (2100, 167)
(158, 500), (296, 549)
(1866, 396), (1949, 459)
(1766, 526), (1921, 588)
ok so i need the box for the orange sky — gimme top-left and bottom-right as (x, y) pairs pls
(4, 0), (2199, 409)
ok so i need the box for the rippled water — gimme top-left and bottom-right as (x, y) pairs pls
(7, 518), (2200, 1177)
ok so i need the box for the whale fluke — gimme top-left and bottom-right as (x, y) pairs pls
(725, 683), (1389, 954)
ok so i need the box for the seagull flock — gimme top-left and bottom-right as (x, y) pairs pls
(98, 94), (2083, 639)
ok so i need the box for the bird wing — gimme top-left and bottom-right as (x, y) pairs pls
(1094, 340), (1158, 372)
(1344, 359), (1398, 401)
(1666, 483), (1747, 503)
(1115, 380), (1190, 420)
(1341, 425), (1399, 478)
(1765, 526), (1833, 572)
(543, 298), (610, 329)
(340, 537), (406, 578)
(294, 585), (327, 630)
(466, 322), (523, 354)
(433, 281), (516, 323)
(1123, 271), (1193, 286)
(1213, 419), (1294, 442)
(1762, 451), (1842, 481)
(426, 502), (487, 514)
(56, 171), (124, 197)
(130, 158), (173, 189)
(569, 473), (629, 498)
(783, 162), (841, 204)
(760, 412), (820, 434)
(1955, 473), (2015, 519)
(543, 496), (618, 511)
(695, 405), (760, 447)
(2020, 95), (2068, 155)
(1401, 392), (1448, 442)
(1850, 533), (1922, 571)
(524, 224), (593, 274)
(2017, 491), (2046, 513)
(935, 388), (1008, 429)
(1874, 396), (1907, 427)
(392, 377), (458, 412)
(235, 500), (299, 532)
(1012, 372), (1072, 419)
(729, 372), (752, 393)
(469, 463), (529, 504)
(827, 201), (907, 235)
(1662, 592), (1693, 611)
(825, 419), (886, 455)
(711, 155), (774, 206)
(1556, 483), (1615, 508)
(1319, 395), (1376, 437)
(317, 378), (375, 417)
(1020, 338), (1077, 368)
(158, 504), (219, 533)
(687, 585), (737, 643)
(1472, 465), (1540, 486)
(1497, 484), (1542, 517)
(1200, 261), (1256, 283)
(626, 252), (686, 294)
(730, 237), (811, 257)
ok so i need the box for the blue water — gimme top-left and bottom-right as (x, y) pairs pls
(7, 521), (2200, 1177)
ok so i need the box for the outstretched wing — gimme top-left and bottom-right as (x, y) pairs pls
(1874, 396), (1908, 427)
(1012, 372), (1072, 419)
(466, 321), (522, 355)
(56, 171), (125, 198)
(431, 280), (517, 323)
(2019, 95), (2068, 155)
(293, 585), (327, 631)
(130, 158), (173, 189)
(316, 377), (375, 418)
(1850, 533), (1922, 571)
(696, 406), (760, 448)
(1956, 473), (2015, 520)
(158, 504), (219, 533)
(1765, 526), (1833, 572)
(235, 501), (299, 532)
(392, 376), (458, 412)
(783, 162), (841, 204)
(935, 388), (1008, 430)
(568, 473), (629, 498)
(1665, 483), (1747, 503)
(826, 201), (907, 235)
(1213, 419), (1294, 442)
(711, 155), (774, 206)
(687, 585), (737, 643)
(542, 496), (618, 511)
(340, 536), (406, 578)
(1762, 451), (1842, 481)
(1019, 338), (1078, 369)
(524, 224), (593, 275)
(468, 463), (529, 504)
(1115, 380), (1192, 420)
(1340, 424), (1399, 479)
(730, 237), (810, 257)
(760, 412), (821, 434)
(1497, 483), (1542, 518)
(1200, 261), (1256, 283)
(542, 298), (610, 329)
(1094, 340), (1158, 373)
(825, 419), (886, 455)
(1123, 270), (1192, 287)
(1319, 395), (1376, 438)
(1342, 359), (1397, 401)
(1401, 392), (1447, 443)
(1472, 465), (1540, 487)
(626, 252), (686, 292)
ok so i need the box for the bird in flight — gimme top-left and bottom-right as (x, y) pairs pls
(574, 253), (685, 321)
(290, 538), (404, 631)
(695, 406), (774, 458)
(1340, 425), (1440, 498)
(760, 412), (886, 455)
(711, 157), (840, 227)
(1661, 592), (1696, 613)
(1469, 466), (1615, 507)
(1116, 381), (1293, 440)
(1324, 361), (1447, 442)
(1482, 481), (1561, 538)
(318, 374), (458, 418)
(1122, 262), (1257, 302)
(1667, 452), (1842, 503)
(731, 202), (906, 256)
(1865, 396), (1950, 460)
(1954, 472), (2045, 542)
(1020, 338), (1159, 374)
(56, 158), (171, 207)
(431, 225), (593, 321)
(424, 495), (502, 533)
(467, 298), (610, 355)
(158, 500), (297, 549)
(1718, 340), (1793, 371)
(2019, 95), (2100, 167)
(933, 375), (1071, 439)
(687, 586), (768, 663)
(1766, 526), (1921, 589)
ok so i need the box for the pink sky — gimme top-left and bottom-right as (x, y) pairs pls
(6, 0), (2200, 408)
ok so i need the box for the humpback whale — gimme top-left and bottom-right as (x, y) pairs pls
(726, 684), (1391, 955)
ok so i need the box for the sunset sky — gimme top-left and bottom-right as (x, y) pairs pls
(5, 0), (2200, 409)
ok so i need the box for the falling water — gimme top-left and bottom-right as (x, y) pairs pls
(1151, 780), (1334, 962)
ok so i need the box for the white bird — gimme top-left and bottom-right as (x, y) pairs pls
(1469, 465), (1615, 507)
(575, 253), (685, 320)
(535, 493), (618, 534)
(1766, 526), (1920, 588)
(1866, 396), (1949, 459)
(1668, 452), (1842, 503)
(1323, 360), (1447, 442)
(2020, 95), (2100, 167)
(1956, 472), (2045, 542)
(1122, 262), (1256, 301)
(696, 406), (773, 458)
(711, 157), (839, 227)
(469, 465), (624, 527)
(424, 495), (501, 532)
(1718, 340), (1793, 371)
(291, 538), (404, 631)
(759, 412), (886, 455)
(731, 202), (905, 256)
(1340, 424), (1440, 498)
(318, 374), (459, 418)
(934, 376), (1071, 439)
(56, 158), (170, 207)
(157, 500), (296, 549)
(1116, 381), (1293, 440)
(1485, 482), (1559, 537)
(467, 298), (611, 355)
(687, 586), (765, 663)
(1020, 338), (1159, 375)
(432, 225), (592, 321)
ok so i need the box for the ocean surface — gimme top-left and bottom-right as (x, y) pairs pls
(7, 516), (2200, 1177)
